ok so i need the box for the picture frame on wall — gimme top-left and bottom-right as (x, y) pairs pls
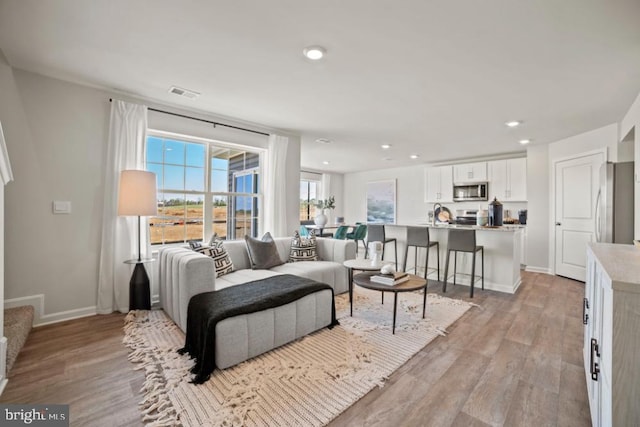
(366, 179), (396, 223)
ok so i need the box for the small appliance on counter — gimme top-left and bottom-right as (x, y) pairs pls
(453, 210), (479, 225)
(488, 197), (503, 226)
(518, 210), (527, 225)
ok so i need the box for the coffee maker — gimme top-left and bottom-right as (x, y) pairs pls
(518, 209), (527, 225)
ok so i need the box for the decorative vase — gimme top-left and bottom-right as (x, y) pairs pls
(314, 212), (328, 227)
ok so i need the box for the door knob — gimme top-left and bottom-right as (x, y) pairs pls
(555, 222), (561, 226)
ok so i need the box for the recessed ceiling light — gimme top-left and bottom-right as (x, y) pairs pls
(505, 120), (522, 128)
(383, 157), (393, 161)
(303, 46), (326, 60)
(410, 154), (419, 159)
(322, 161), (330, 165)
(519, 139), (531, 145)
(381, 144), (392, 149)
(315, 138), (332, 144)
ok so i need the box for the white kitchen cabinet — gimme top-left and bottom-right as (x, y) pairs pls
(424, 166), (453, 202)
(453, 162), (487, 183)
(584, 244), (640, 427)
(487, 158), (527, 201)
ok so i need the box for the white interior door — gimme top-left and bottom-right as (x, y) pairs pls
(554, 151), (604, 281)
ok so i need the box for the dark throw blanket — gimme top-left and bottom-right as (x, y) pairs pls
(178, 274), (339, 384)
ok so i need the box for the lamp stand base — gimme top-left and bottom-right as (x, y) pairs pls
(129, 263), (151, 311)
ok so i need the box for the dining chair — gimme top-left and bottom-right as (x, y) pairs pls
(346, 223), (367, 255)
(333, 225), (349, 240)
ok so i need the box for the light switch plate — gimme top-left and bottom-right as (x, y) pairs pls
(53, 201), (71, 214)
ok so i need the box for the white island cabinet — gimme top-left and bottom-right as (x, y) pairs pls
(584, 243), (640, 427)
(384, 224), (523, 294)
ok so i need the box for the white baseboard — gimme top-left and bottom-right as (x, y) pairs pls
(4, 294), (96, 327)
(525, 266), (552, 275)
(0, 336), (6, 396)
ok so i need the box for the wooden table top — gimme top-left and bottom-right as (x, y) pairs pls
(353, 271), (427, 293)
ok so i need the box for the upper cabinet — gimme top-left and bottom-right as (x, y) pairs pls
(453, 162), (487, 183)
(425, 165), (453, 202)
(488, 157), (527, 201)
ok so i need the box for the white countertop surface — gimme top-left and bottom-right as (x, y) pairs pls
(387, 223), (525, 232)
(589, 243), (640, 293)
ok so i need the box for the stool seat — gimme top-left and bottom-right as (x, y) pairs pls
(402, 226), (440, 280)
(443, 228), (484, 298)
(366, 224), (397, 270)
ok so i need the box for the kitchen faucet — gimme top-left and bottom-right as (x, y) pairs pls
(432, 203), (442, 225)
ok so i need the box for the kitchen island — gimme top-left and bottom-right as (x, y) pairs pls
(383, 224), (523, 294)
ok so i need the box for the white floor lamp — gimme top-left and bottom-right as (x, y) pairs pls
(118, 170), (157, 311)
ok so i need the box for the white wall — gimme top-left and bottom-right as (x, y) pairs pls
(525, 144), (550, 273)
(0, 67), (301, 321)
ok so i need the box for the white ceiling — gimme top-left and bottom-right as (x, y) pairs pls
(1, 0), (640, 173)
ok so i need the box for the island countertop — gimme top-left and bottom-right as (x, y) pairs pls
(389, 223), (525, 232)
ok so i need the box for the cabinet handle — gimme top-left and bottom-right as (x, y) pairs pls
(590, 338), (600, 381)
(583, 298), (589, 325)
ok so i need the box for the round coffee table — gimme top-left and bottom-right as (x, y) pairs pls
(343, 259), (393, 316)
(352, 271), (428, 334)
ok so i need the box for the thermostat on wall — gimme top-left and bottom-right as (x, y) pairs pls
(53, 201), (71, 214)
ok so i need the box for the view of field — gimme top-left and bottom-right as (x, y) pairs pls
(150, 204), (254, 244)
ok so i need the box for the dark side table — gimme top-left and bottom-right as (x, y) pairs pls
(124, 258), (155, 310)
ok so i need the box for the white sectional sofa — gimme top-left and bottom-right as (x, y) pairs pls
(158, 236), (356, 369)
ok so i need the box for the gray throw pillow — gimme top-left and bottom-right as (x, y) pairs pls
(244, 232), (284, 270)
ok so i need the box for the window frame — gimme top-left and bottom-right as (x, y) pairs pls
(147, 129), (264, 245)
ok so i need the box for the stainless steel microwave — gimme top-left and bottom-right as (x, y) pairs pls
(453, 182), (488, 202)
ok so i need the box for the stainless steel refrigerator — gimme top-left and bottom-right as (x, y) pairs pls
(595, 161), (634, 244)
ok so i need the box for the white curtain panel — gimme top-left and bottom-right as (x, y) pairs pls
(97, 100), (148, 313)
(263, 134), (289, 237)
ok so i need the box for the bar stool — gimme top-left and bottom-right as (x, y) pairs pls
(402, 226), (440, 280)
(366, 224), (397, 270)
(443, 228), (484, 298)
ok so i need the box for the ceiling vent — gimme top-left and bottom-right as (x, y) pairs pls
(168, 86), (200, 99)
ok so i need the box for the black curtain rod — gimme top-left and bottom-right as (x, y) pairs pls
(109, 98), (269, 136)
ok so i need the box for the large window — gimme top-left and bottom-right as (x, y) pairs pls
(147, 134), (261, 244)
(300, 179), (320, 221)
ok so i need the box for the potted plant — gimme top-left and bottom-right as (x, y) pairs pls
(314, 195), (335, 227)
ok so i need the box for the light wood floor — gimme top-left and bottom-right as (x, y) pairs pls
(1, 271), (591, 427)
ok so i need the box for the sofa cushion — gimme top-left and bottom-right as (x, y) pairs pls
(289, 230), (318, 262)
(192, 236), (234, 278)
(244, 232), (284, 270)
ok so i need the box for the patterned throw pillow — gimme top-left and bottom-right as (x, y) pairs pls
(289, 230), (318, 262)
(193, 235), (234, 278)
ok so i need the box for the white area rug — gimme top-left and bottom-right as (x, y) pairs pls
(124, 288), (475, 426)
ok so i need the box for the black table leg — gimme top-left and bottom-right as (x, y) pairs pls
(422, 287), (427, 318)
(129, 262), (151, 311)
(392, 293), (398, 334)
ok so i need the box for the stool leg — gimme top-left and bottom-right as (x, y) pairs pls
(470, 251), (476, 298)
(481, 247), (485, 290)
(394, 241), (398, 271)
(436, 242), (440, 281)
(443, 249), (450, 292)
(453, 251), (457, 286)
(415, 247), (418, 276)
(402, 244), (409, 274)
(423, 245), (428, 280)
